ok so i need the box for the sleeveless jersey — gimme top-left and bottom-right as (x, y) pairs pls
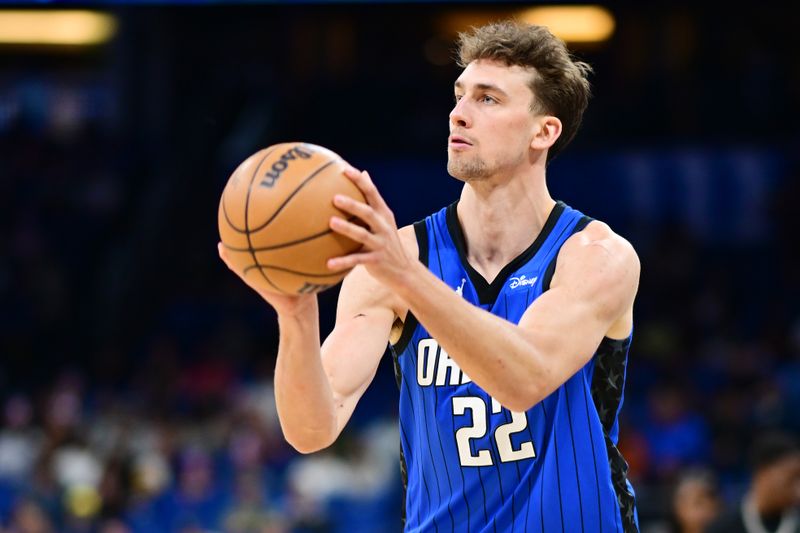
(390, 200), (639, 532)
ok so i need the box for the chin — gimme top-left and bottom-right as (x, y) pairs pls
(447, 159), (489, 182)
(446, 161), (468, 182)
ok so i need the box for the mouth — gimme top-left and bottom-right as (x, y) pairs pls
(448, 135), (473, 148)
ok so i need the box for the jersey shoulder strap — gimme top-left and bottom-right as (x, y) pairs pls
(391, 217), (430, 353)
(541, 214), (595, 292)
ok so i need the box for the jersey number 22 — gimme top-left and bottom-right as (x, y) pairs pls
(452, 396), (536, 467)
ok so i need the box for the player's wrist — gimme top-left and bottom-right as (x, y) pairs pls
(272, 293), (318, 321)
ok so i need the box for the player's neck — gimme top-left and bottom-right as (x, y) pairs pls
(457, 171), (555, 282)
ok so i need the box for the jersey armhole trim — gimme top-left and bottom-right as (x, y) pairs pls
(390, 219), (428, 354)
(541, 215), (594, 292)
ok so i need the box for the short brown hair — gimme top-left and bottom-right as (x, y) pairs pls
(457, 20), (592, 163)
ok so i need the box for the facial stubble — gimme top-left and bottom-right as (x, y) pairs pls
(447, 151), (490, 182)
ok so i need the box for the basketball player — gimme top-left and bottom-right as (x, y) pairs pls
(220, 21), (641, 532)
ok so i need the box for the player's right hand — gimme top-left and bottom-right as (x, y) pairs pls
(218, 242), (316, 316)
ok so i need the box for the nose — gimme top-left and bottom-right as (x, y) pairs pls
(449, 98), (471, 129)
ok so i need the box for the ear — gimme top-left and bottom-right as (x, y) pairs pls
(530, 115), (562, 151)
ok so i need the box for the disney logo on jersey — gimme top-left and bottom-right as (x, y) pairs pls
(509, 274), (538, 289)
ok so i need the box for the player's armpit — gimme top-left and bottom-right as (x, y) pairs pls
(515, 222), (640, 403)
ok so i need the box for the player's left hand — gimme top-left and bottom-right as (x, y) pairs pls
(327, 168), (413, 287)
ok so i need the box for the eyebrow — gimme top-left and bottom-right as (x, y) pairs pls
(454, 80), (509, 98)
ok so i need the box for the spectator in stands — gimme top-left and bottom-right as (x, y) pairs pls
(706, 431), (800, 533)
(670, 468), (722, 533)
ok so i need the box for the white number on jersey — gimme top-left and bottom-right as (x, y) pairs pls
(452, 396), (536, 466)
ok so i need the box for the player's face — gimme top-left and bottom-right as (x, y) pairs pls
(447, 59), (540, 182)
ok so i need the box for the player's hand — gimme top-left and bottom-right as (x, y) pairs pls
(218, 242), (316, 317)
(327, 168), (414, 288)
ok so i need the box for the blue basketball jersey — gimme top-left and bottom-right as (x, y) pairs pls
(390, 200), (639, 532)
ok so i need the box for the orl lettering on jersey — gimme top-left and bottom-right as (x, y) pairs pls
(416, 338), (472, 387)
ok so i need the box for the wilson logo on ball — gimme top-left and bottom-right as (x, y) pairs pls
(260, 145), (313, 188)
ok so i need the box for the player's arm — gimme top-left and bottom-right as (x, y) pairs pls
(278, 227), (414, 453)
(270, 265), (396, 454)
(395, 222), (638, 411)
(221, 227), (415, 454)
(328, 170), (639, 412)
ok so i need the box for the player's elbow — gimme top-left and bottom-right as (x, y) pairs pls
(501, 360), (552, 412)
(501, 389), (544, 413)
(281, 423), (338, 455)
(489, 378), (547, 412)
(284, 433), (335, 455)
(289, 441), (329, 455)
(501, 398), (532, 413)
(500, 365), (557, 412)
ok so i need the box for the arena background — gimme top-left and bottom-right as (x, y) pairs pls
(1, 1), (798, 532)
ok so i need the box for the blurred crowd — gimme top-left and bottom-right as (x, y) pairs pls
(0, 371), (401, 533)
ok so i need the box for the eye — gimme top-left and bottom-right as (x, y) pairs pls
(454, 94), (463, 103)
(480, 94), (497, 104)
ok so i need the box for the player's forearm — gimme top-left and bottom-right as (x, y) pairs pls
(394, 263), (547, 411)
(273, 302), (338, 453)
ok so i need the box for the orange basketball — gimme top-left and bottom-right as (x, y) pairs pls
(218, 142), (365, 294)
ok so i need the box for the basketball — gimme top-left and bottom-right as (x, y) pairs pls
(218, 142), (366, 294)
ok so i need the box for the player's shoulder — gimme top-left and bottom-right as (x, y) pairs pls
(398, 224), (420, 259)
(555, 219), (640, 290)
(565, 219), (638, 268)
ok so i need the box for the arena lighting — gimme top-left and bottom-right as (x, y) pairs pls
(0, 10), (116, 46)
(516, 5), (615, 43)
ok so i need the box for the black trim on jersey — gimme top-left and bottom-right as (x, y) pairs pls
(399, 367), (428, 528)
(415, 218), (430, 266)
(590, 335), (639, 533)
(390, 219), (429, 355)
(399, 444), (408, 528)
(541, 215), (594, 292)
(446, 200), (566, 305)
(391, 318), (409, 527)
(391, 351), (403, 389)
(389, 219), (428, 528)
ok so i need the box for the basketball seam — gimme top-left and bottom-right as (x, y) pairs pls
(225, 227), (332, 252)
(222, 190), (246, 233)
(243, 148), (286, 294)
(223, 215), (361, 253)
(221, 145), (280, 233)
(243, 264), (350, 277)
